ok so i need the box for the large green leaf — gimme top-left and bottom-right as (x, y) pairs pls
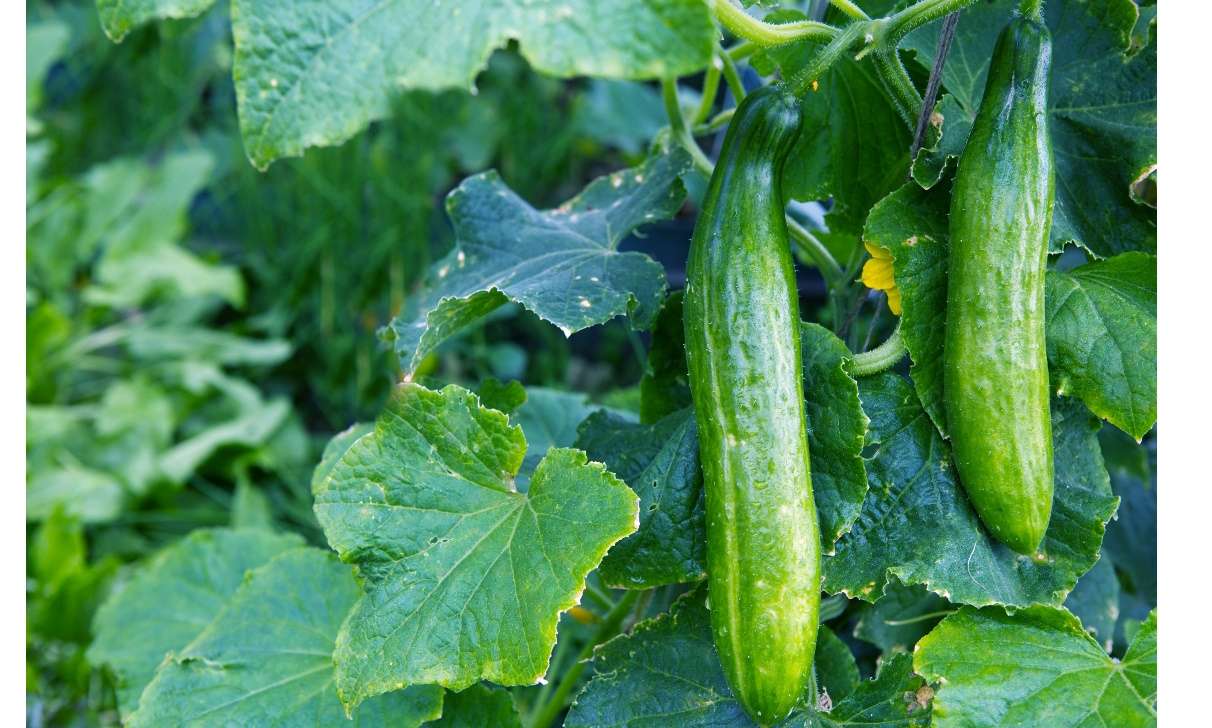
(426, 684), (522, 728)
(823, 374), (1119, 608)
(127, 548), (443, 727)
(853, 578), (953, 657)
(757, 16), (912, 239)
(1062, 554), (1120, 653)
(1046, 252), (1157, 440)
(88, 528), (305, 715)
(566, 585), (932, 727)
(907, 0), (1156, 258)
(801, 323), (869, 551)
(231, 0), (714, 167)
(96, 0), (217, 42)
(861, 176), (953, 436)
(574, 408), (705, 588)
(915, 606), (1157, 726)
(312, 422), (375, 494)
(384, 150), (690, 377)
(313, 383), (638, 710)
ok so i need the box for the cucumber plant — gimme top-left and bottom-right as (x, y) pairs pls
(30, 0), (1157, 726)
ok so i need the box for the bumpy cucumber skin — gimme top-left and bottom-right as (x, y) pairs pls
(684, 85), (818, 726)
(945, 15), (1055, 555)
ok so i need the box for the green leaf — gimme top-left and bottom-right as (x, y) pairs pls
(313, 383), (638, 710)
(566, 585), (931, 727)
(915, 606), (1157, 726)
(861, 176), (953, 436)
(815, 625), (860, 704)
(27, 467), (127, 524)
(96, 0), (217, 42)
(312, 422), (375, 494)
(127, 548), (443, 727)
(574, 408), (705, 589)
(906, 0), (1156, 258)
(824, 374), (1119, 609)
(1099, 426), (1156, 606)
(1046, 252), (1157, 440)
(426, 684), (522, 728)
(478, 378), (528, 417)
(853, 578), (953, 656)
(1063, 554), (1120, 653)
(88, 528), (305, 715)
(27, 20), (70, 114)
(512, 387), (603, 477)
(638, 291), (692, 425)
(384, 150), (690, 376)
(766, 27), (913, 237)
(572, 80), (669, 157)
(231, 0), (714, 168)
(801, 323), (869, 552)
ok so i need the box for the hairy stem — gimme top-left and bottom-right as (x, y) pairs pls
(528, 590), (641, 728)
(1019, 0), (1044, 20)
(719, 48), (747, 105)
(785, 20), (868, 98)
(873, 50), (921, 130)
(787, 216), (844, 286)
(829, 0), (869, 21)
(846, 323), (907, 377)
(713, 0), (840, 47)
(882, 0), (976, 47)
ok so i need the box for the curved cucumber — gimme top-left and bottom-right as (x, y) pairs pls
(684, 84), (818, 726)
(944, 13), (1055, 555)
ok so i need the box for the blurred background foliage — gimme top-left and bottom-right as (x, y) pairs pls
(26, 1), (666, 723)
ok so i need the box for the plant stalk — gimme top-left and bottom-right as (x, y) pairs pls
(527, 590), (641, 728)
(846, 323), (907, 376)
(713, 0), (839, 47)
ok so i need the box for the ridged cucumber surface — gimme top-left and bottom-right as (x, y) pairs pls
(945, 13), (1055, 555)
(684, 84), (818, 726)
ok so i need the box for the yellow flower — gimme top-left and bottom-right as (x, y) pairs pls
(861, 242), (902, 315)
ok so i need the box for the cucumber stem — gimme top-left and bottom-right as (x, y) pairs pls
(713, 0), (839, 47)
(1019, 0), (1044, 21)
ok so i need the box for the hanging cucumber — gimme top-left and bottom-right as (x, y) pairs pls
(684, 84), (818, 726)
(944, 8), (1055, 555)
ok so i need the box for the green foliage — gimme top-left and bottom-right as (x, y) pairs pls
(126, 548), (444, 726)
(1046, 252), (1158, 440)
(823, 375), (1118, 608)
(566, 586), (932, 727)
(384, 149), (690, 377)
(915, 606), (1157, 726)
(907, 0), (1156, 258)
(88, 528), (305, 714)
(313, 383), (638, 709)
(230, 0), (715, 168)
(29, 0), (1159, 723)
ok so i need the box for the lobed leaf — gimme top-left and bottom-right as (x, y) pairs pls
(231, 0), (715, 167)
(88, 528), (305, 715)
(1046, 252), (1157, 441)
(127, 548), (443, 727)
(574, 408), (705, 589)
(915, 605), (1157, 726)
(313, 383), (638, 710)
(511, 386), (603, 477)
(384, 150), (690, 377)
(823, 374), (1119, 609)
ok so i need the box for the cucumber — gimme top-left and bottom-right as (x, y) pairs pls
(944, 12), (1055, 555)
(684, 84), (818, 726)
